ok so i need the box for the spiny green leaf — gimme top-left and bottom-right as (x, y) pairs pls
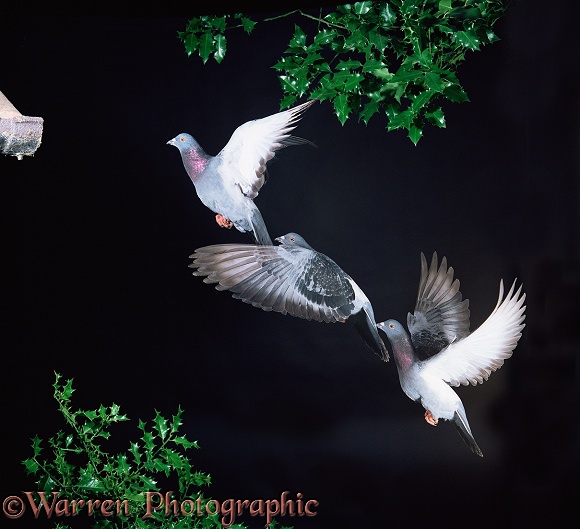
(424, 71), (443, 91)
(392, 68), (423, 83)
(172, 407), (184, 433)
(241, 17), (256, 34)
(336, 59), (363, 70)
(32, 435), (43, 456)
(23, 458), (39, 474)
(209, 16), (226, 32)
(164, 449), (184, 468)
(344, 72), (363, 91)
(183, 33), (199, 57)
(449, 7), (481, 21)
(387, 108), (414, 131)
(83, 410), (97, 420)
(408, 124), (423, 145)
(198, 32), (214, 64)
(78, 469), (106, 493)
(486, 29), (500, 43)
(455, 30), (481, 51)
(380, 3), (397, 25)
(116, 454), (131, 474)
(401, 0), (420, 16)
(426, 107), (446, 127)
(354, 1), (373, 15)
(359, 99), (380, 124)
(154, 411), (169, 440)
(141, 475), (157, 489)
(59, 378), (75, 401)
(443, 83), (470, 102)
(153, 458), (171, 476)
(280, 93), (298, 108)
(142, 430), (155, 451)
(314, 28), (338, 45)
(438, 0), (452, 15)
(129, 442), (141, 463)
(214, 33), (227, 63)
(411, 89), (435, 113)
(174, 436), (200, 449)
(333, 93), (351, 125)
(290, 24), (307, 48)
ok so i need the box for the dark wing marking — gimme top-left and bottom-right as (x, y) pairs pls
(407, 252), (470, 359)
(189, 243), (355, 323)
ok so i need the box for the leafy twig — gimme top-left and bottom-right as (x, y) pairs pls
(177, 0), (507, 144)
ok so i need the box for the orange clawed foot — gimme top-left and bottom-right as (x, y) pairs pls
(215, 214), (234, 229)
(424, 410), (438, 426)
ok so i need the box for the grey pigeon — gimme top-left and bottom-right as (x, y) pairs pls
(377, 252), (526, 456)
(167, 100), (315, 245)
(189, 232), (389, 362)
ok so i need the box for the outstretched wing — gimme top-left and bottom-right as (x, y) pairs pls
(421, 279), (526, 386)
(407, 252), (470, 359)
(218, 100), (315, 199)
(189, 242), (356, 323)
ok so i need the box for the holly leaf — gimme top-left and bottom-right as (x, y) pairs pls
(387, 108), (413, 131)
(290, 24), (307, 48)
(174, 436), (200, 449)
(359, 99), (379, 124)
(333, 93), (351, 124)
(443, 83), (470, 102)
(408, 124), (423, 145)
(426, 107), (446, 127)
(154, 412), (169, 441)
(456, 30), (481, 51)
(198, 32), (214, 64)
(241, 17), (256, 34)
(214, 33), (227, 63)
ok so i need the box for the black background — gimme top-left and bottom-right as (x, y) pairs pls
(2, 2), (577, 528)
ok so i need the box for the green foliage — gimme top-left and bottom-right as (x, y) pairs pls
(21, 373), (255, 529)
(178, 0), (506, 144)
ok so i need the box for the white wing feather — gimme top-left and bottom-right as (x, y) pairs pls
(420, 279), (526, 387)
(218, 100), (314, 199)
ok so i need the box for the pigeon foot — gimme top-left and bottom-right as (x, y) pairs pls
(215, 214), (234, 229)
(424, 410), (438, 426)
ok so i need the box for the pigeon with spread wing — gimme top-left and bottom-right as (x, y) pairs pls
(167, 101), (315, 245)
(377, 252), (526, 456)
(189, 233), (389, 362)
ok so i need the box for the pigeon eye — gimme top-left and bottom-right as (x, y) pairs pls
(389, 323), (395, 329)
(289, 236), (295, 242)
(180, 136), (185, 142)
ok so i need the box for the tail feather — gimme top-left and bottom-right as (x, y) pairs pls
(351, 310), (390, 362)
(453, 409), (483, 457)
(250, 208), (273, 246)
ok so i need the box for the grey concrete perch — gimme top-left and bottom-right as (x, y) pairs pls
(0, 90), (44, 160)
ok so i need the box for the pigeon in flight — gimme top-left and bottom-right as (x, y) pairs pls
(189, 232), (389, 362)
(167, 100), (315, 245)
(377, 252), (526, 456)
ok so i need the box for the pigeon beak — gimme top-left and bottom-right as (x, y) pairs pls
(167, 138), (176, 146)
(275, 236), (285, 244)
(376, 321), (384, 330)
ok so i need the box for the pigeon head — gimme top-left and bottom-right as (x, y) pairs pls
(167, 133), (202, 154)
(275, 233), (313, 250)
(377, 319), (407, 339)
(377, 319), (417, 370)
